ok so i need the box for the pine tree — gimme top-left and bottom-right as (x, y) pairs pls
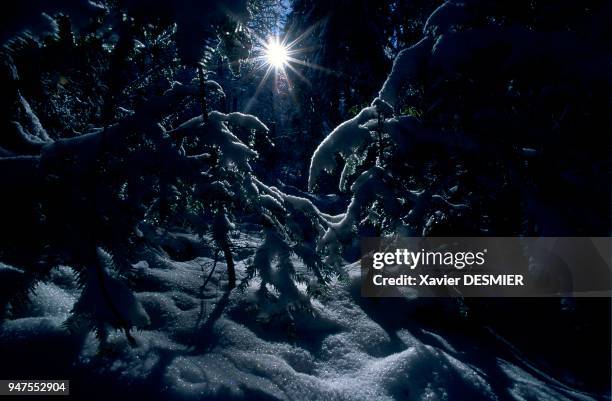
(0, 0), (337, 346)
(308, 0), (612, 258)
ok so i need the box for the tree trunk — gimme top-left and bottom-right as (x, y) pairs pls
(219, 236), (236, 290)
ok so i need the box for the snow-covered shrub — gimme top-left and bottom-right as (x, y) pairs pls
(64, 248), (150, 346)
(308, 0), (611, 259)
(0, 1), (334, 346)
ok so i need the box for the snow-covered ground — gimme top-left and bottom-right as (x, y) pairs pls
(0, 233), (607, 401)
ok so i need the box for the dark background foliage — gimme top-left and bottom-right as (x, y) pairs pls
(0, 0), (610, 399)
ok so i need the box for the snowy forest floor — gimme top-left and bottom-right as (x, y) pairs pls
(0, 229), (608, 401)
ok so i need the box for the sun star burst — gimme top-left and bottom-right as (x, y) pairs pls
(241, 28), (334, 111)
(264, 39), (289, 69)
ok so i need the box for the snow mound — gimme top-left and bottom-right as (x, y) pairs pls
(0, 239), (604, 401)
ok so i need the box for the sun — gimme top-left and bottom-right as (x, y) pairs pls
(242, 29), (333, 110)
(264, 38), (288, 69)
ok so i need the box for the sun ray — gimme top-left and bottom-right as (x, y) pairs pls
(284, 62), (310, 86)
(284, 18), (325, 50)
(245, 64), (274, 112)
(286, 57), (335, 74)
(240, 25), (335, 104)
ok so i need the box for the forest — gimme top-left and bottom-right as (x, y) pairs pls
(0, 1), (611, 400)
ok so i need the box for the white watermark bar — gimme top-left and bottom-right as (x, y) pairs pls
(360, 237), (612, 297)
